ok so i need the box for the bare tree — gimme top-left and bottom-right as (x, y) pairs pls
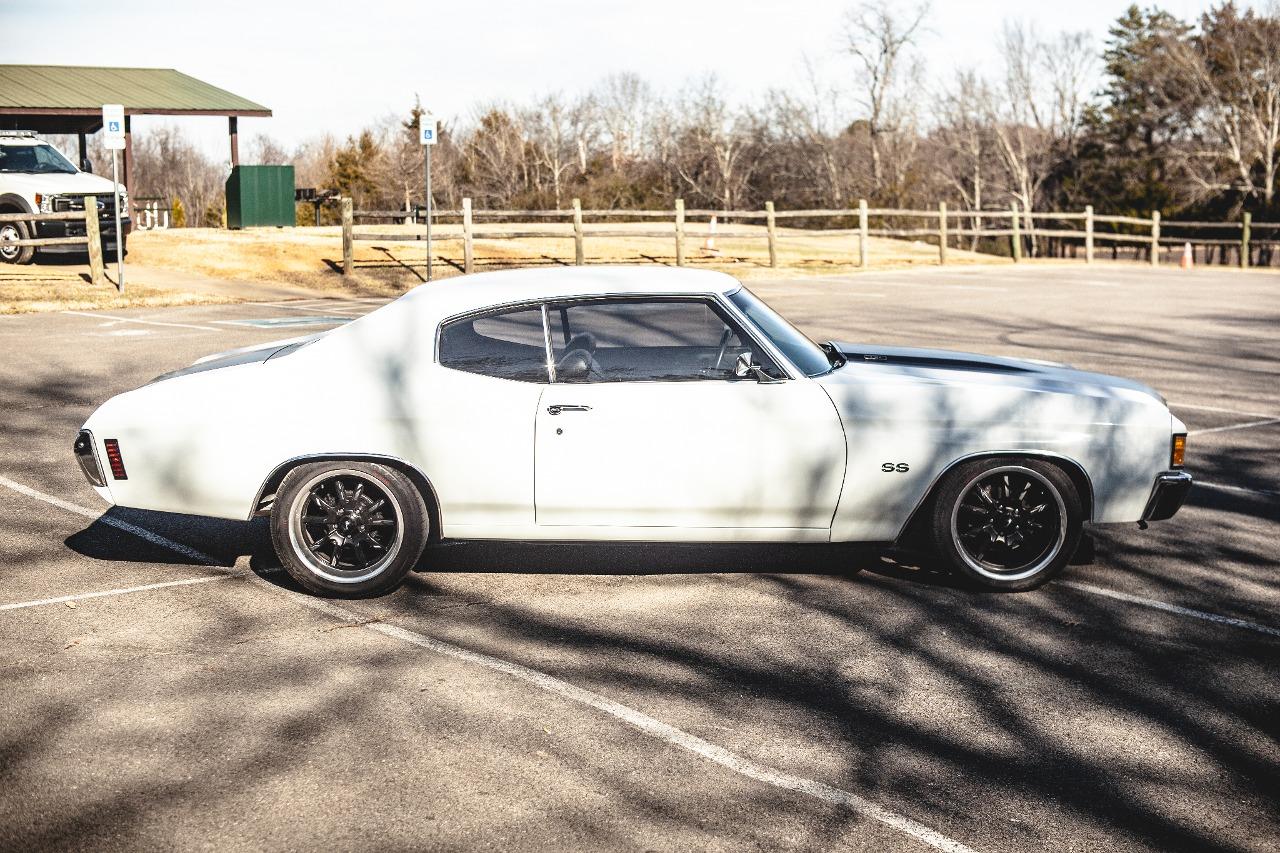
(1166, 3), (1280, 205)
(843, 0), (930, 193)
(672, 76), (758, 211)
(594, 72), (656, 171)
(934, 71), (995, 247)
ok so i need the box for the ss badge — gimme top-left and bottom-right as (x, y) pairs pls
(881, 462), (910, 473)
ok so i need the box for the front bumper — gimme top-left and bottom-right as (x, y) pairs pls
(34, 217), (129, 254)
(1142, 471), (1193, 521)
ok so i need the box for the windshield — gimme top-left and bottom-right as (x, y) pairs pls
(0, 143), (78, 174)
(728, 287), (833, 377)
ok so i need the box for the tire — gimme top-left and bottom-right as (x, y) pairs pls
(0, 220), (35, 265)
(270, 461), (428, 597)
(928, 457), (1082, 591)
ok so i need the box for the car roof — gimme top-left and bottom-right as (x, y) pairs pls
(393, 265), (742, 320)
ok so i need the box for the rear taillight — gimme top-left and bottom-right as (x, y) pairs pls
(103, 439), (128, 480)
(1171, 434), (1186, 468)
(73, 430), (105, 487)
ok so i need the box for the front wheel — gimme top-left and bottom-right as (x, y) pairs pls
(270, 461), (427, 597)
(0, 221), (35, 265)
(929, 458), (1082, 591)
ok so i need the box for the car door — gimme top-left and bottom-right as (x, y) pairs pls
(429, 304), (550, 531)
(535, 297), (847, 531)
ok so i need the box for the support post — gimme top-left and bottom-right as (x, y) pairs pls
(1085, 204), (1094, 264)
(424, 143), (433, 282)
(1150, 210), (1161, 267)
(674, 198), (685, 267)
(765, 201), (777, 268)
(77, 132), (89, 172)
(110, 151), (124, 292)
(83, 195), (105, 288)
(572, 198), (584, 265)
(938, 201), (948, 265)
(462, 197), (474, 275)
(858, 198), (869, 269)
(228, 116), (240, 167)
(1241, 212), (1251, 269)
(1010, 202), (1022, 262)
(341, 197), (353, 276)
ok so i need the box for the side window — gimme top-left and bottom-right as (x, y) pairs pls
(438, 306), (548, 382)
(547, 299), (780, 383)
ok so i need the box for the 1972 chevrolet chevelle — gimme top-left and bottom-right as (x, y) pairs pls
(74, 267), (1191, 596)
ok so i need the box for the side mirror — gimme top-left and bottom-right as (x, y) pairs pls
(734, 352), (784, 383)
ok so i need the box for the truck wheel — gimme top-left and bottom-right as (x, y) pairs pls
(0, 221), (34, 265)
(930, 457), (1083, 591)
(270, 461), (428, 597)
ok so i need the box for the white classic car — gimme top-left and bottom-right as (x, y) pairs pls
(74, 267), (1191, 596)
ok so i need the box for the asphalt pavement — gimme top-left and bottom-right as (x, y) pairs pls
(0, 265), (1276, 852)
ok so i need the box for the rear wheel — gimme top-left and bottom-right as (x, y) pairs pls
(929, 458), (1082, 591)
(0, 220), (34, 265)
(270, 461), (427, 597)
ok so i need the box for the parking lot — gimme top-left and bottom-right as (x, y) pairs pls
(1, 264), (1276, 852)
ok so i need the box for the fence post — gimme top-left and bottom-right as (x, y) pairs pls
(1010, 202), (1022, 262)
(858, 199), (869, 269)
(341, 197), (353, 276)
(675, 198), (685, 267)
(462, 197), (473, 274)
(1150, 210), (1161, 267)
(938, 201), (948, 265)
(1241, 212), (1251, 269)
(764, 201), (777, 268)
(83, 195), (106, 288)
(1085, 204), (1094, 265)
(572, 198), (584, 266)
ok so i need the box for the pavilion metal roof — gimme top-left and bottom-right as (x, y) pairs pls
(0, 65), (271, 117)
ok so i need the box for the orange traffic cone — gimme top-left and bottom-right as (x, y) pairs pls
(1180, 241), (1194, 269)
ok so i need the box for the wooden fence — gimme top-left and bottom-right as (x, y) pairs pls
(338, 197), (1278, 276)
(1, 200), (109, 287)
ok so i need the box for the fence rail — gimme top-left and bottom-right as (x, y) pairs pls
(338, 196), (1278, 275)
(1, 203), (109, 286)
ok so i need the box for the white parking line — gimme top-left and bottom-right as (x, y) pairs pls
(243, 303), (366, 316)
(1171, 402), (1278, 419)
(0, 476), (222, 566)
(0, 575), (233, 612)
(0, 474), (975, 853)
(1199, 481), (1280, 498)
(63, 311), (224, 333)
(1061, 582), (1280, 639)
(1188, 418), (1280, 436)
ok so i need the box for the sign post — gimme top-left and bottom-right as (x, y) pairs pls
(102, 104), (126, 292)
(420, 114), (437, 282)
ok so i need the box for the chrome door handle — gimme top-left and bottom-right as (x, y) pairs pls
(547, 404), (591, 415)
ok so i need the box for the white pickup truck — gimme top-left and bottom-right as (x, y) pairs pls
(0, 131), (128, 264)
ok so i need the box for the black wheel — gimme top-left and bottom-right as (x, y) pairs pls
(270, 461), (428, 597)
(0, 220), (34, 265)
(929, 457), (1082, 591)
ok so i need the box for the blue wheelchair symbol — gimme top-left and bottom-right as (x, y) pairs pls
(108, 121), (120, 132)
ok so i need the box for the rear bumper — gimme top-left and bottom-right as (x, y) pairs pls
(1142, 471), (1193, 521)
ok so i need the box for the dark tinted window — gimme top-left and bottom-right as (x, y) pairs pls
(727, 287), (831, 377)
(547, 299), (780, 383)
(438, 307), (548, 382)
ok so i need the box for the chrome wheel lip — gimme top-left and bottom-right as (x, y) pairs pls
(949, 465), (1067, 582)
(286, 469), (404, 584)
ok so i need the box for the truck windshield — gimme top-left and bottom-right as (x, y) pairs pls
(728, 287), (833, 377)
(0, 143), (78, 174)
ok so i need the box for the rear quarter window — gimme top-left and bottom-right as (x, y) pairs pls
(438, 307), (548, 382)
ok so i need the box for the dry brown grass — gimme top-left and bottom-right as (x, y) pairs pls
(127, 222), (1011, 293)
(0, 266), (239, 315)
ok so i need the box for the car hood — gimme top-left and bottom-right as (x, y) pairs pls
(2, 170), (119, 198)
(824, 341), (1166, 404)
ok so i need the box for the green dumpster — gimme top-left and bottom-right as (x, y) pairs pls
(225, 165), (295, 229)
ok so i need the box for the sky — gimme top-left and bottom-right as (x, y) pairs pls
(0, 0), (1238, 163)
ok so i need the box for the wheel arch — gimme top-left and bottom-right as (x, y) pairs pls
(894, 450), (1094, 545)
(0, 194), (34, 214)
(251, 453), (443, 541)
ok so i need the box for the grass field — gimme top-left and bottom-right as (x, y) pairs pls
(3, 221), (1008, 313)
